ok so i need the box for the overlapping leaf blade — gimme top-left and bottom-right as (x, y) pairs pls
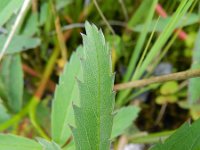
(51, 47), (83, 145)
(0, 35), (41, 54)
(111, 106), (140, 139)
(0, 0), (24, 27)
(37, 138), (61, 150)
(0, 54), (23, 112)
(0, 134), (42, 150)
(72, 22), (115, 150)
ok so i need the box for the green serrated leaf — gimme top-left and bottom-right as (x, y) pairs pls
(111, 106), (140, 139)
(0, 35), (40, 54)
(0, 54), (23, 112)
(0, 0), (24, 27)
(37, 138), (61, 150)
(150, 119), (200, 150)
(0, 134), (42, 150)
(72, 22), (115, 150)
(51, 46), (83, 145)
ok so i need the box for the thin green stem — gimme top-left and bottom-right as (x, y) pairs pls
(93, 0), (115, 35)
(129, 130), (175, 144)
(0, 100), (32, 131)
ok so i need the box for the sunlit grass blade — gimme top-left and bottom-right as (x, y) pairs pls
(117, 0), (195, 106)
(137, 0), (195, 79)
(117, 0), (157, 106)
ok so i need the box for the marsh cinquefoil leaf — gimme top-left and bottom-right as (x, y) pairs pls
(37, 137), (61, 150)
(0, 54), (23, 112)
(150, 119), (200, 150)
(71, 22), (115, 150)
(0, 134), (42, 150)
(111, 106), (140, 139)
(52, 46), (83, 145)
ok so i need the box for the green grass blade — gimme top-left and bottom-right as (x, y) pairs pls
(117, 0), (157, 106)
(72, 22), (115, 150)
(128, 0), (155, 27)
(123, 0), (157, 82)
(117, 0), (195, 106)
(51, 47), (83, 145)
(133, 13), (200, 32)
(137, 0), (194, 80)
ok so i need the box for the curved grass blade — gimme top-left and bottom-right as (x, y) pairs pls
(71, 22), (115, 150)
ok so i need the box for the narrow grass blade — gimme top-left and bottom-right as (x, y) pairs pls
(137, 0), (194, 79)
(117, 0), (157, 106)
(133, 13), (199, 32)
(117, 0), (195, 106)
(128, 0), (155, 27)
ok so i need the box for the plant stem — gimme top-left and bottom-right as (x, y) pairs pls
(129, 130), (175, 144)
(34, 47), (59, 98)
(29, 47), (59, 139)
(93, 0), (115, 35)
(114, 69), (200, 91)
(0, 47), (59, 138)
(0, 100), (31, 131)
